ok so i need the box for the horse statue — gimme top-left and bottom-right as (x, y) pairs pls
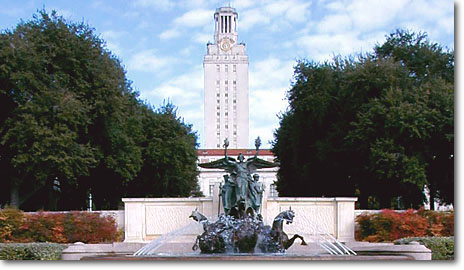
(271, 208), (307, 250)
(189, 208), (208, 223)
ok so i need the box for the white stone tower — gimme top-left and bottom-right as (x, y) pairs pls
(204, 7), (249, 149)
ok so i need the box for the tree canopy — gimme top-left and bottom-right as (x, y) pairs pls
(0, 10), (199, 210)
(272, 30), (454, 209)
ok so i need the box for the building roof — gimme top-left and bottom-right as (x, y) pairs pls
(197, 149), (274, 156)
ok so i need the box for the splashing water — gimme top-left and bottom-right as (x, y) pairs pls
(134, 212), (356, 257)
(297, 215), (357, 256)
(133, 220), (202, 256)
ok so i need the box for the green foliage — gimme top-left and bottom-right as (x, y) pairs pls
(272, 30), (453, 209)
(356, 209), (454, 243)
(0, 242), (66, 260)
(394, 237), (454, 260)
(0, 208), (118, 243)
(0, 10), (199, 210)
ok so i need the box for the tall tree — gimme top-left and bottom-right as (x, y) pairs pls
(125, 103), (199, 198)
(0, 11), (200, 210)
(272, 30), (453, 209)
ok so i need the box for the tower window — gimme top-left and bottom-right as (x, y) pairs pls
(229, 16), (232, 33)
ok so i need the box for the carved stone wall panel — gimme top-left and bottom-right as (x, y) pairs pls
(278, 204), (335, 235)
(145, 205), (203, 236)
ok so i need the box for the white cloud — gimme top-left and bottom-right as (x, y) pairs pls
(173, 8), (213, 28)
(238, 0), (311, 31)
(131, 0), (175, 11)
(297, 32), (377, 61)
(143, 66), (203, 101)
(127, 49), (174, 73)
(231, 0), (256, 9)
(192, 32), (212, 44)
(140, 66), (205, 141)
(159, 28), (181, 40)
(248, 57), (294, 148)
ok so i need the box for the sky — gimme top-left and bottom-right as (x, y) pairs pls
(0, 0), (455, 149)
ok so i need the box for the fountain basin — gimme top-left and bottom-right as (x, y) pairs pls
(81, 253), (414, 261)
(62, 241), (430, 260)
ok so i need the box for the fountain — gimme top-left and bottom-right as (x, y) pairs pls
(76, 137), (429, 260)
(132, 138), (356, 258)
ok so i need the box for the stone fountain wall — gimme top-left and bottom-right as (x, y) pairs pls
(123, 192), (357, 243)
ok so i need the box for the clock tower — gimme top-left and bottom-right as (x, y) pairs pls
(203, 7), (249, 149)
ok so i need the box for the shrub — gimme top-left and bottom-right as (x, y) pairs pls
(356, 209), (453, 242)
(0, 208), (118, 243)
(0, 243), (67, 260)
(394, 237), (454, 260)
(0, 208), (24, 242)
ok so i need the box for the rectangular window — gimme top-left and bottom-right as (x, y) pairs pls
(217, 112), (220, 116)
(216, 65), (220, 72)
(217, 93), (220, 97)
(225, 125), (228, 129)
(216, 80), (220, 85)
(233, 65), (236, 72)
(233, 80), (236, 85)
(225, 65), (228, 72)
(225, 112), (228, 116)
(225, 80), (228, 85)
(225, 93), (228, 97)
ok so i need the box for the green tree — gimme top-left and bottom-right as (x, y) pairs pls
(272, 30), (453, 209)
(0, 10), (201, 210)
(125, 103), (199, 198)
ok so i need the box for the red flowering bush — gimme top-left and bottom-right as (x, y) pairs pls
(0, 208), (118, 243)
(356, 208), (454, 242)
(0, 208), (24, 242)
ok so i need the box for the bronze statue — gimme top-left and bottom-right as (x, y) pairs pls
(193, 137), (306, 254)
(198, 137), (278, 217)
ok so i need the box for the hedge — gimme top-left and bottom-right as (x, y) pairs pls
(395, 237), (454, 260)
(0, 208), (119, 243)
(356, 208), (454, 242)
(0, 243), (67, 260)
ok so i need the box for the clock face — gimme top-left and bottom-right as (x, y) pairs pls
(220, 38), (232, 51)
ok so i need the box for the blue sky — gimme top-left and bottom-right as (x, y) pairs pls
(0, 0), (455, 149)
